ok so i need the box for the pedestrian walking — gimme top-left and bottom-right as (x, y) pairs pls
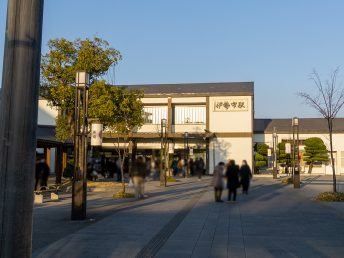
(130, 156), (147, 199)
(177, 158), (185, 177)
(212, 162), (225, 202)
(196, 157), (205, 180)
(115, 158), (122, 182)
(225, 160), (240, 202)
(239, 160), (252, 194)
(35, 158), (50, 191)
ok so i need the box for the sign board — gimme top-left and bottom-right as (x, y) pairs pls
(189, 147), (193, 156)
(213, 98), (248, 112)
(267, 148), (272, 157)
(91, 123), (103, 146)
(285, 143), (291, 154)
(168, 143), (174, 154)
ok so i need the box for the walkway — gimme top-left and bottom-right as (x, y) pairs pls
(33, 176), (344, 258)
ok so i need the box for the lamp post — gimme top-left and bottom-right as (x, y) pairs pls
(292, 117), (300, 188)
(72, 71), (90, 220)
(272, 127), (278, 179)
(184, 132), (189, 177)
(160, 118), (167, 186)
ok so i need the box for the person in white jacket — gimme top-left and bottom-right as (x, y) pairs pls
(212, 162), (225, 202)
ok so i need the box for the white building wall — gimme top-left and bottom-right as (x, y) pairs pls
(142, 97), (168, 104)
(209, 137), (253, 174)
(208, 96), (253, 173)
(38, 99), (58, 126)
(172, 97), (206, 103)
(209, 96), (253, 133)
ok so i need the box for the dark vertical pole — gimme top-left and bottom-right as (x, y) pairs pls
(186, 135), (189, 177)
(55, 145), (63, 184)
(0, 0), (44, 257)
(292, 126), (295, 179)
(72, 84), (88, 220)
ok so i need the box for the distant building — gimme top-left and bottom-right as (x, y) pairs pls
(254, 118), (344, 175)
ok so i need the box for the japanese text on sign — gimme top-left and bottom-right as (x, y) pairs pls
(213, 99), (248, 112)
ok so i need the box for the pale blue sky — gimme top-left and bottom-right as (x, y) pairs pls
(1, 0), (344, 118)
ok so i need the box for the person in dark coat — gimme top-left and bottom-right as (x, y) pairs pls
(225, 160), (240, 201)
(35, 158), (50, 191)
(129, 156), (147, 199)
(239, 160), (252, 194)
(196, 157), (205, 180)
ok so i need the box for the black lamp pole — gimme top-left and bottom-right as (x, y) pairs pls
(272, 127), (278, 179)
(185, 132), (189, 177)
(293, 117), (300, 188)
(72, 71), (90, 220)
(160, 119), (167, 186)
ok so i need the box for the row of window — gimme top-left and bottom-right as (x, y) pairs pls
(143, 106), (206, 125)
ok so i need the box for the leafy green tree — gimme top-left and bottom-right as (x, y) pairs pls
(303, 137), (329, 174)
(254, 143), (269, 169)
(40, 37), (121, 141)
(277, 142), (291, 165)
(89, 81), (144, 192)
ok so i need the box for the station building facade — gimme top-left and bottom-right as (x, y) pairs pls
(106, 82), (254, 174)
(34, 81), (344, 176)
(36, 82), (254, 175)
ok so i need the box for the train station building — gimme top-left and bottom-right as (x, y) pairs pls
(34, 81), (344, 177)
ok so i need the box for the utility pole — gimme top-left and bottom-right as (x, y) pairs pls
(0, 0), (44, 257)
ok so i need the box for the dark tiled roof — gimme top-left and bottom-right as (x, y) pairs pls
(254, 118), (344, 134)
(36, 125), (60, 144)
(121, 82), (254, 95)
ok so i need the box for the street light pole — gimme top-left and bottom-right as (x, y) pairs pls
(160, 119), (167, 186)
(72, 71), (90, 220)
(184, 132), (189, 177)
(0, 1), (44, 256)
(272, 127), (278, 179)
(292, 117), (301, 188)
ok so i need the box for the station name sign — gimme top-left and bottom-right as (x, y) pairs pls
(213, 98), (248, 112)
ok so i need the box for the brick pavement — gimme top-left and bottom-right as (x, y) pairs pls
(33, 176), (344, 258)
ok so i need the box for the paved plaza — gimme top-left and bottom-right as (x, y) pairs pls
(32, 176), (344, 258)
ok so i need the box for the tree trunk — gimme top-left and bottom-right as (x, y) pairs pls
(328, 120), (337, 192)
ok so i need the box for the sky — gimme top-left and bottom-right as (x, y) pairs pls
(1, 0), (344, 118)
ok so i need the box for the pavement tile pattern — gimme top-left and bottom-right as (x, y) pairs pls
(32, 176), (344, 258)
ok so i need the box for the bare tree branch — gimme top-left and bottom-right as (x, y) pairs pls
(298, 67), (344, 192)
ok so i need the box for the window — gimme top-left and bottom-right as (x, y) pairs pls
(174, 106), (206, 124)
(143, 106), (167, 124)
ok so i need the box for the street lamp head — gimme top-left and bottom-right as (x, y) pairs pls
(161, 118), (167, 128)
(273, 126), (277, 137)
(292, 117), (299, 126)
(75, 71), (90, 88)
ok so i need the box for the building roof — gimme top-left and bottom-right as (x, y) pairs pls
(36, 125), (61, 146)
(254, 118), (344, 134)
(121, 82), (254, 96)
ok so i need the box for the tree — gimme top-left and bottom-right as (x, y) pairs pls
(277, 142), (287, 165)
(88, 81), (144, 193)
(40, 37), (121, 141)
(303, 137), (329, 174)
(298, 68), (344, 192)
(254, 143), (269, 168)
